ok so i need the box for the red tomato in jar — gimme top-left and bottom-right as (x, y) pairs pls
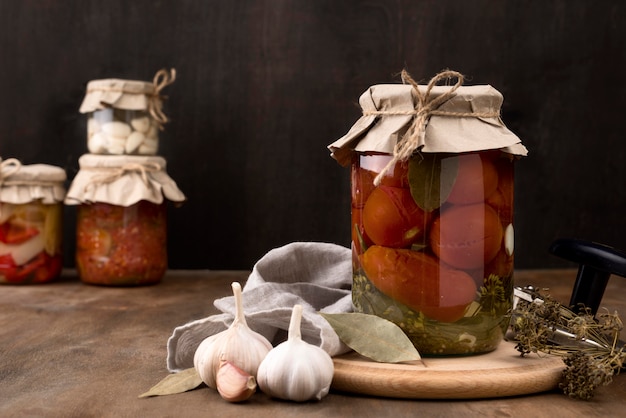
(486, 156), (514, 224)
(361, 246), (477, 322)
(362, 186), (429, 248)
(484, 246), (514, 280)
(351, 207), (373, 255)
(353, 153), (412, 213)
(351, 163), (377, 209)
(378, 158), (410, 188)
(429, 203), (503, 270)
(446, 153), (499, 205)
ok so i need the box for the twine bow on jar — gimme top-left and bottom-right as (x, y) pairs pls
(365, 69), (501, 185)
(148, 68), (177, 130)
(84, 161), (163, 192)
(0, 158), (22, 186)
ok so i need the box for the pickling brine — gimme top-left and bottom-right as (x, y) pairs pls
(351, 151), (515, 355)
(76, 201), (167, 286)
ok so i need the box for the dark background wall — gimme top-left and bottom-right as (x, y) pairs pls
(0, 0), (624, 271)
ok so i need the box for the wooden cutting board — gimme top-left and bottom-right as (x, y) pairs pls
(331, 341), (565, 399)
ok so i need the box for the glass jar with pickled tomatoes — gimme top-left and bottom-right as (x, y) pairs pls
(65, 154), (185, 286)
(330, 70), (528, 355)
(0, 159), (66, 284)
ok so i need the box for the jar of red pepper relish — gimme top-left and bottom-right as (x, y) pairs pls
(329, 70), (528, 355)
(65, 154), (185, 286)
(0, 158), (66, 284)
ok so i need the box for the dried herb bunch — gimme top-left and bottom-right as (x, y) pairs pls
(512, 289), (625, 400)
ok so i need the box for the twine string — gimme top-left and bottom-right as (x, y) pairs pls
(0, 158), (22, 186)
(84, 162), (162, 192)
(148, 68), (177, 129)
(85, 68), (176, 130)
(366, 69), (500, 185)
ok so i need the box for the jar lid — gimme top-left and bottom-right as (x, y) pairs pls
(79, 69), (176, 128)
(328, 70), (528, 167)
(64, 154), (186, 206)
(0, 158), (66, 204)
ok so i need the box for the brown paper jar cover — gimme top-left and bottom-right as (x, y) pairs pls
(64, 154), (185, 206)
(0, 159), (66, 204)
(328, 83), (527, 165)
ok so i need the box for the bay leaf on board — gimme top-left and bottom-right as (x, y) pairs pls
(320, 312), (421, 363)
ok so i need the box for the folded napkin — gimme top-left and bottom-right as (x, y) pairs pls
(166, 242), (353, 372)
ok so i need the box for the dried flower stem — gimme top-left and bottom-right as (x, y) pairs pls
(512, 289), (625, 400)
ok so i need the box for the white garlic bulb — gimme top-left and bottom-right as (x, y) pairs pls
(256, 304), (335, 402)
(193, 282), (272, 389)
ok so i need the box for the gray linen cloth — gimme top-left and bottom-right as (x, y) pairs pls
(167, 242), (353, 372)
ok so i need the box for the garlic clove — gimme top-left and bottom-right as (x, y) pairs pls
(257, 304), (335, 402)
(193, 282), (273, 390)
(130, 116), (151, 133)
(101, 121), (132, 138)
(125, 131), (145, 154)
(216, 359), (257, 402)
(87, 118), (100, 138)
(87, 132), (107, 153)
(138, 137), (158, 155)
(505, 223), (514, 256)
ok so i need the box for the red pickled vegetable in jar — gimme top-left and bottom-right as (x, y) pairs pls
(351, 151), (516, 355)
(76, 201), (167, 286)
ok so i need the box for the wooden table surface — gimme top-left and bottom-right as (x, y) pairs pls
(1, 269), (625, 417)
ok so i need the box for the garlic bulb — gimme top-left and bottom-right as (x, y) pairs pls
(216, 359), (257, 402)
(193, 282), (272, 389)
(256, 304), (335, 402)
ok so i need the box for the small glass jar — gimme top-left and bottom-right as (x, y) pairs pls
(65, 154), (185, 286)
(351, 151), (515, 355)
(0, 159), (66, 284)
(79, 69), (176, 156)
(76, 201), (167, 286)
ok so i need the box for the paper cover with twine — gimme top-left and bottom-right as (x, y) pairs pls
(64, 154), (185, 207)
(328, 70), (527, 168)
(166, 242), (353, 372)
(0, 158), (66, 205)
(79, 69), (176, 127)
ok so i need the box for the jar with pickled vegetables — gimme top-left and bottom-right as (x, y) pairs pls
(65, 154), (185, 286)
(0, 158), (66, 284)
(79, 69), (176, 156)
(329, 70), (528, 356)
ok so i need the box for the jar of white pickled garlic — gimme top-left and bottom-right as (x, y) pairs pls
(0, 158), (66, 284)
(79, 69), (176, 156)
